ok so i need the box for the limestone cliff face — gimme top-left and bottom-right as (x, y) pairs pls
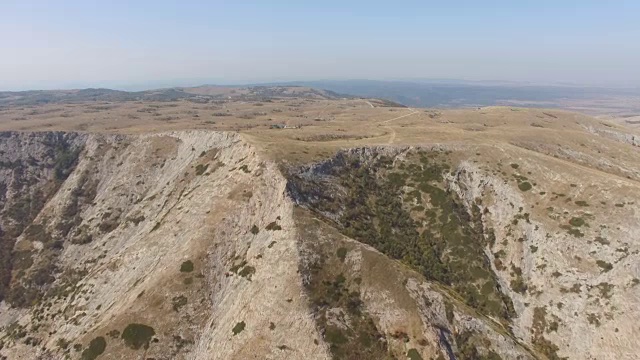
(0, 131), (87, 307)
(0, 131), (326, 360)
(288, 145), (640, 360)
(449, 160), (640, 360)
(1, 132), (638, 360)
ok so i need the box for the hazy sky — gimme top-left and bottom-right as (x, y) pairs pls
(1, 1), (639, 90)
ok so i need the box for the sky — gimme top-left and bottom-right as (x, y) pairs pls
(1, 0), (639, 90)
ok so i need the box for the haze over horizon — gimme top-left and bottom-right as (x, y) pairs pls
(2, 1), (640, 91)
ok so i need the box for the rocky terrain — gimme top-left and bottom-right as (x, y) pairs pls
(287, 145), (640, 360)
(0, 131), (326, 359)
(0, 89), (639, 359)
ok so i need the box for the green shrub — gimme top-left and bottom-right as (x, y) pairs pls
(232, 321), (246, 335)
(250, 225), (259, 235)
(81, 336), (106, 360)
(121, 323), (155, 350)
(265, 221), (282, 231)
(575, 201), (589, 207)
(324, 326), (347, 345)
(596, 260), (613, 272)
(195, 164), (208, 175)
(180, 260), (194, 273)
(336, 247), (348, 262)
(567, 228), (584, 237)
(230, 260), (247, 273)
(569, 217), (585, 227)
(54, 146), (81, 181)
(56, 338), (71, 350)
(518, 182), (533, 191)
(238, 266), (256, 280)
(407, 348), (423, 360)
(510, 278), (528, 294)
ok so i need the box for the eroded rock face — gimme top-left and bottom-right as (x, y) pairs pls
(449, 160), (640, 360)
(288, 146), (640, 360)
(1, 133), (638, 360)
(0, 131), (326, 360)
(0, 131), (86, 307)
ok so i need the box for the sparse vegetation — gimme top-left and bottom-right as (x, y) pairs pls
(54, 144), (81, 181)
(596, 260), (613, 272)
(238, 265), (256, 280)
(407, 348), (423, 360)
(531, 306), (563, 359)
(569, 217), (585, 227)
(172, 295), (188, 311)
(336, 247), (348, 262)
(295, 209), (393, 359)
(287, 151), (516, 320)
(265, 221), (282, 231)
(596, 282), (615, 299)
(195, 163), (208, 175)
(510, 265), (527, 294)
(587, 313), (601, 327)
(2, 90), (640, 359)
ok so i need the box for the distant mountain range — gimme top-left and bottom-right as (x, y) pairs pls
(2, 79), (639, 115)
(0, 86), (343, 107)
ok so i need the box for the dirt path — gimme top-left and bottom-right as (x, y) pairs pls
(505, 142), (640, 188)
(380, 108), (419, 143)
(381, 109), (419, 124)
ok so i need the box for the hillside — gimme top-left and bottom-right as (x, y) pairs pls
(0, 90), (639, 359)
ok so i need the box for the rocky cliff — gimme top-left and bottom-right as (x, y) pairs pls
(0, 131), (325, 359)
(0, 131), (638, 360)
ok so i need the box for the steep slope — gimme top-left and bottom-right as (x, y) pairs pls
(286, 145), (640, 360)
(0, 120), (638, 360)
(0, 131), (326, 360)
